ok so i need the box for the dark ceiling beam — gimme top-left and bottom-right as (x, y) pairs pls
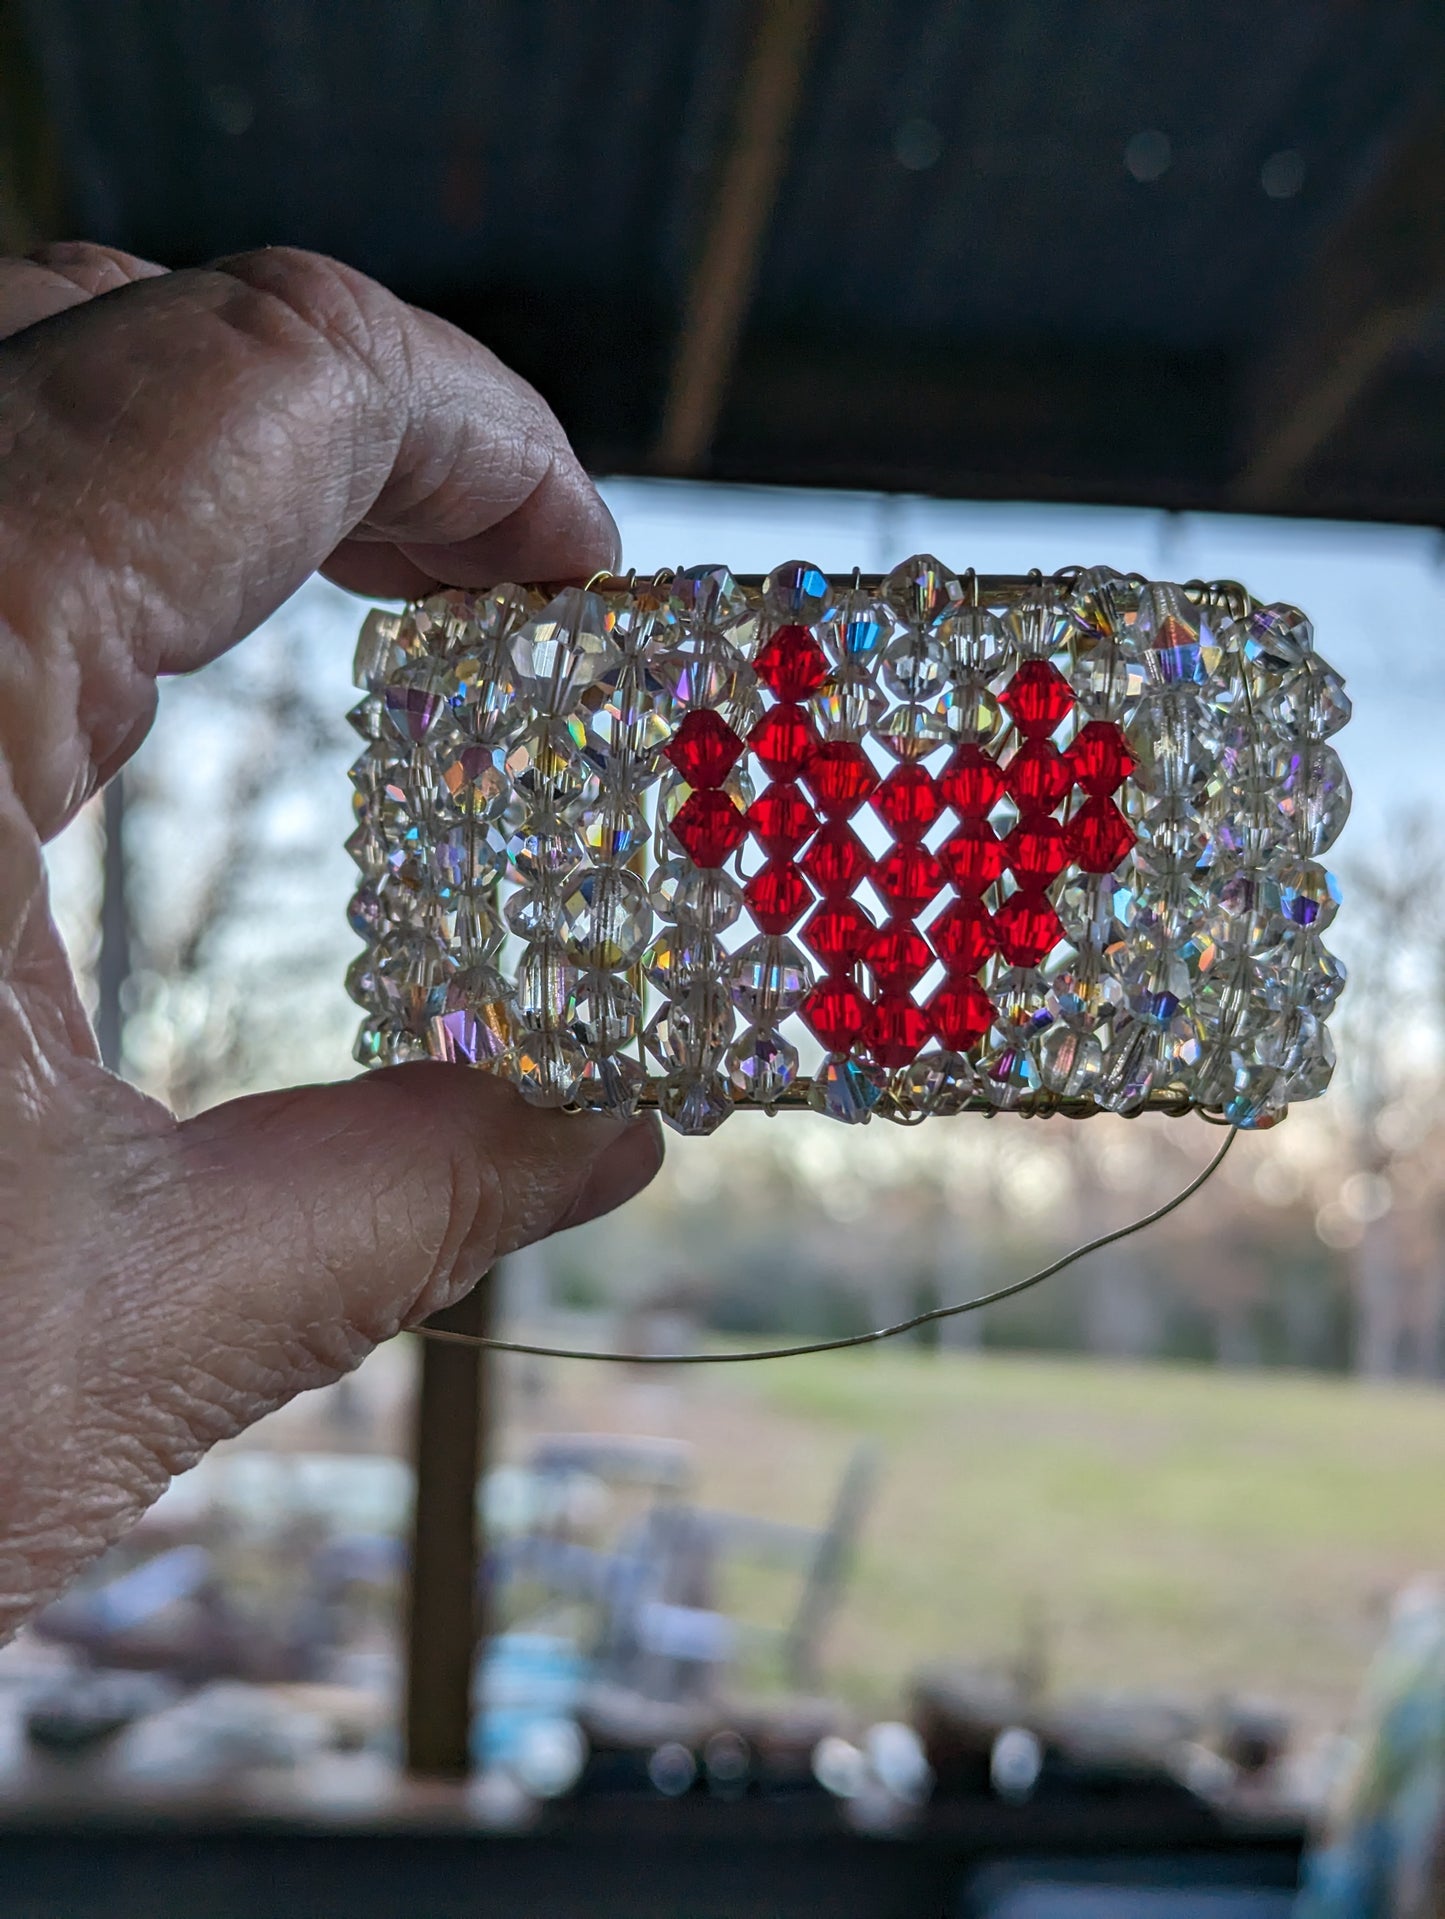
(1232, 106), (1445, 511)
(653, 0), (823, 476)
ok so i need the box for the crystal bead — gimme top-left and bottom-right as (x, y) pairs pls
(560, 868), (652, 969)
(940, 679), (1004, 748)
(644, 980), (735, 1072)
(878, 702), (952, 760)
(867, 992), (931, 1067)
(510, 1027), (587, 1107)
(801, 974), (870, 1051)
(755, 625), (830, 700)
(743, 860), (812, 934)
(659, 1070), (734, 1137)
(729, 934), (814, 1021)
(1045, 961), (1123, 1029)
(979, 1043), (1042, 1109)
(872, 764), (942, 841)
(746, 782), (819, 856)
(578, 1050), (647, 1117)
(1267, 659), (1351, 738)
(866, 919), (933, 989)
(939, 819), (1007, 896)
(1234, 601), (1313, 676)
(578, 799), (649, 863)
(669, 564), (752, 632)
(805, 741), (878, 817)
(749, 703), (820, 778)
(946, 607), (1007, 676)
(727, 1028), (800, 1103)
(1001, 661), (1073, 739)
(801, 822), (872, 898)
(348, 886), (384, 940)
(762, 561), (835, 625)
(1274, 860), (1340, 935)
(663, 708), (745, 788)
(872, 843), (945, 916)
(670, 789), (746, 868)
(345, 821), (390, 881)
(1067, 798), (1135, 874)
(436, 741), (512, 822)
(381, 665), (453, 746)
(882, 634), (950, 702)
(939, 744), (1005, 817)
(882, 553), (965, 629)
(1070, 641), (1146, 722)
(1131, 689), (1222, 800)
(825, 591), (892, 661)
(1206, 868), (1286, 954)
(801, 899), (875, 968)
(1064, 565), (1139, 643)
(427, 963), (516, 1065)
(432, 819), (511, 894)
(1004, 740), (1071, 811)
(1269, 743), (1352, 857)
(671, 864), (745, 932)
(1222, 1060), (1286, 1129)
(1280, 1017), (1336, 1101)
(812, 667), (887, 742)
(348, 693), (386, 741)
(576, 666), (674, 777)
(505, 882), (563, 940)
(1007, 588), (1068, 663)
(372, 1023), (430, 1068)
(928, 976), (995, 1050)
(373, 932), (459, 1031)
(571, 971), (642, 1053)
(992, 891), (1066, 966)
(514, 939), (581, 1028)
(354, 607), (409, 690)
(929, 900), (997, 973)
(345, 951), (380, 1009)
(809, 1054), (886, 1125)
(644, 925), (724, 993)
(1269, 936), (1346, 1018)
(510, 587), (623, 710)
(1133, 800), (1209, 880)
(1005, 815), (1071, 885)
(990, 967), (1054, 1044)
(352, 1014), (391, 1066)
(1057, 872), (1134, 950)
(896, 1049), (979, 1115)
(1093, 1018), (1160, 1114)
(1134, 583), (1223, 688)
(1039, 1023), (1105, 1096)
(1067, 721), (1136, 796)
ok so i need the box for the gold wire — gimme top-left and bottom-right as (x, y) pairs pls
(410, 1130), (1238, 1366)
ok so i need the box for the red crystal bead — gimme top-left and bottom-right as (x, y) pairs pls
(867, 993), (931, 1068)
(872, 842), (945, 917)
(1067, 719), (1136, 796)
(938, 819), (1007, 896)
(1001, 660), (1074, 739)
(871, 763), (941, 841)
(1005, 813), (1071, 885)
(939, 742), (1006, 817)
(992, 889), (1066, 965)
(802, 973), (870, 1051)
(749, 702), (819, 778)
(1004, 739), (1072, 811)
(802, 899), (875, 967)
(744, 859), (812, 933)
(755, 624), (829, 699)
(804, 739), (878, 818)
(1067, 797), (1136, 873)
(662, 708), (744, 788)
(929, 900), (997, 974)
(866, 919), (932, 989)
(928, 976), (995, 1051)
(670, 788), (746, 867)
(801, 821), (872, 898)
(745, 781), (819, 856)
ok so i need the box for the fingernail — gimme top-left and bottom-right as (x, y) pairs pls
(557, 1118), (663, 1233)
(600, 498), (623, 573)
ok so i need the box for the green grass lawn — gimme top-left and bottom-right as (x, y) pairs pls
(530, 1347), (1445, 1732)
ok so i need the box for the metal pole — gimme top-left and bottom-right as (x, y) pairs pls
(402, 1274), (494, 1778)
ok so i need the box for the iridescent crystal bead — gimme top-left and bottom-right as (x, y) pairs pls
(428, 963), (516, 1065)
(348, 694), (385, 740)
(380, 663), (455, 746)
(946, 607), (1008, 675)
(1267, 659), (1351, 739)
(1269, 743), (1351, 857)
(514, 939), (581, 1027)
(578, 798), (649, 862)
(1223, 1060), (1286, 1129)
(729, 934), (814, 1021)
(373, 931), (458, 1030)
(643, 925), (724, 993)
(990, 967), (1055, 1044)
(659, 1070), (733, 1136)
(1274, 860), (1340, 935)
(644, 980), (735, 1071)
(507, 717), (594, 809)
(436, 741), (513, 822)
(669, 564), (753, 633)
(941, 678), (1003, 747)
(504, 881), (562, 939)
(978, 1043), (1043, 1109)
(576, 665), (674, 777)
(895, 1049), (979, 1115)
(825, 591), (892, 661)
(510, 1027), (587, 1107)
(879, 701), (951, 760)
(1233, 601), (1313, 676)
(560, 868), (652, 969)
(658, 635), (761, 734)
(726, 1028), (800, 1103)
(578, 1050), (647, 1117)
(1039, 1023), (1105, 1096)
(1045, 961), (1124, 1029)
(348, 884), (383, 940)
(1268, 935), (1346, 1017)
(762, 560), (835, 624)
(882, 553), (965, 629)
(813, 665), (887, 740)
(809, 1054), (886, 1125)
(345, 951), (380, 1010)
(882, 634), (949, 701)
(1064, 566), (1139, 643)
(1206, 868), (1286, 953)
(1093, 1017), (1163, 1114)
(571, 971), (642, 1053)
(433, 820), (511, 894)
(1134, 582), (1225, 688)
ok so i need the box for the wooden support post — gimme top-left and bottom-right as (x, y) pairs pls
(402, 1275), (494, 1779)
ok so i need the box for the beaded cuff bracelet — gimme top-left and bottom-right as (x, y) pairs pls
(344, 560), (1349, 1135)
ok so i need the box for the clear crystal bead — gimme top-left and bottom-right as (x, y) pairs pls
(1274, 860), (1340, 936)
(1193, 953), (1273, 1039)
(1070, 640), (1146, 722)
(729, 934), (814, 1022)
(644, 980), (735, 1071)
(1064, 566), (1139, 644)
(809, 1054), (886, 1124)
(1132, 690), (1222, 800)
(576, 664), (674, 778)
(380, 663), (455, 746)
(1205, 868), (1286, 954)
(1269, 935), (1346, 1018)
(570, 971), (642, 1053)
(940, 679), (1003, 747)
(347, 694), (386, 740)
(669, 864), (745, 933)
(882, 553), (964, 629)
(345, 951), (380, 1010)
(1040, 1023), (1104, 1096)
(894, 1049), (979, 1115)
(978, 1043), (1042, 1109)
(578, 799), (649, 863)
(510, 587), (623, 710)
(643, 925), (724, 993)
(659, 1070), (733, 1137)
(432, 820), (510, 895)
(726, 1028), (799, 1103)
(946, 607), (1008, 675)
(1267, 659), (1351, 739)
(656, 634), (761, 735)
(990, 968), (1055, 1044)
(348, 885), (383, 940)
(427, 963), (516, 1065)
(762, 560), (835, 623)
(669, 564), (753, 633)
(882, 634), (950, 701)
(578, 1050), (647, 1117)
(509, 1027), (587, 1107)
(879, 702), (952, 760)
(506, 821), (588, 890)
(824, 591), (892, 661)
(354, 608), (409, 690)
(435, 741), (513, 822)
(373, 931), (458, 1031)
(1093, 1018), (1160, 1114)
(1269, 743), (1352, 858)
(1007, 589), (1068, 663)
(1233, 601), (1313, 676)
(813, 664), (887, 739)
(514, 939), (581, 1028)
(560, 868), (652, 969)
(1134, 583), (1226, 688)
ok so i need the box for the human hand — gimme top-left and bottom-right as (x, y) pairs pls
(0, 242), (662, 1639)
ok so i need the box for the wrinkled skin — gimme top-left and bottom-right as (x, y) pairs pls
(0, 242), (663, 1641)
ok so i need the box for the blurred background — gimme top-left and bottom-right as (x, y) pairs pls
(5, 2), (1445, 1915)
